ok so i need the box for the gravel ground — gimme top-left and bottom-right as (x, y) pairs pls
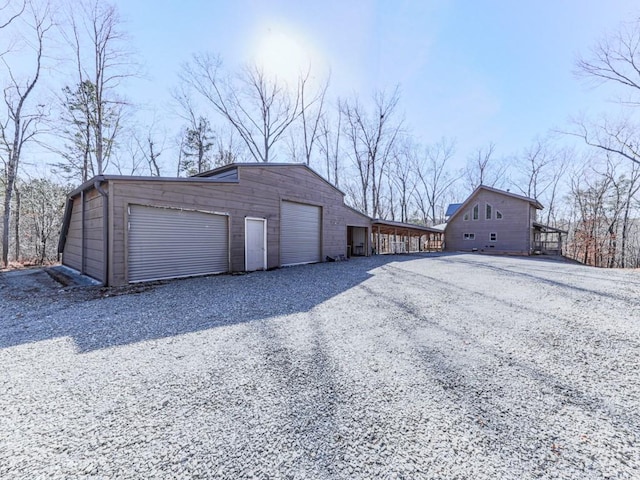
(1, 253), (639, 479)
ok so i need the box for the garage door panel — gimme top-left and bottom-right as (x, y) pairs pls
(281, 201), (321, 266)
(128, 205), (228, 283)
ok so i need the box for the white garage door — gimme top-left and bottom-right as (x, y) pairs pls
(280, 201), (321, 266)
(128, 205), (228, 283)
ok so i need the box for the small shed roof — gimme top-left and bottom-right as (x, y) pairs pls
(533, 222), (568, 234)
(445, 203), (462, 217)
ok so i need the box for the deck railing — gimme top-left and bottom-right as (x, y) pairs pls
(533, 241), (562, 254)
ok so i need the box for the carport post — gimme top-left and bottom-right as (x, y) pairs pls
(394, 228), (397, 253)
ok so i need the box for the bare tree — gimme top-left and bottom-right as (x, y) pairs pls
(317, 103), (342, 186)
(298, 68), (329, 166)
(0, 0), (25, 31)
(134, 129), (164, 177)
(566, 154), (640, 267)
(511, 137), (576, 222)
(388, 138), (417, 223)
(464, 142), (507, 191)
(57, 0), (133, 181)
(211, 123), (244, 167)
(181, 54), (301, 163)
(573, 18), (640, 167)
(620, 164), (640, 268)
(542, 147), (573, 227)
(576, 19), (640, 105)
(0, 0), (51, 267)
(21, 177), (67, 264)
(569, 162), (612, 265)
(172, 86), (212, 175)
(115, 119), (166, 177)
(566, 117), (640, 167)
(413, 138), (458, 225)
(341, 88), (403, 217)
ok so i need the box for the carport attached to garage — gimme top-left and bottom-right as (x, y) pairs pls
(127, 204), (229, 283)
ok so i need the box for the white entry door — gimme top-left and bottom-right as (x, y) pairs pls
(245, 217), (267, 271)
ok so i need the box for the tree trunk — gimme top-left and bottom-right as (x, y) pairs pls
(83, 118), (91, 182)
(2, 191), (11, 267)
(2, 130), (19, 267)
(14, 185), (21, 262)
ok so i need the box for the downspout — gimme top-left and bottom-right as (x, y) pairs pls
(94, 180), (109, 285)
(527, 206), (532, 254)
(81, 190), (85, 274)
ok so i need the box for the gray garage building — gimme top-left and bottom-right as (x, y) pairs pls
(57, 163), (371, 286)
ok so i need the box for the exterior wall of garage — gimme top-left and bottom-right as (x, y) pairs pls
(62, 186), (106, 282)
(63, 164), (371, 285)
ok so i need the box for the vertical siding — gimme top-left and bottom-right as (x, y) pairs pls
(83, 188), (105, 281)
(445, 190), (535, 253)
(61, 187), (105, 282)
(62, 196), (82, 271)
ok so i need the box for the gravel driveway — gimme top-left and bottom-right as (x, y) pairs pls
(1, 253), (639, 479)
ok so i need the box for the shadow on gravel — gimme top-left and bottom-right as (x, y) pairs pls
(0, 253), (446, 353)
(365, 263), (640, 463)
(431, 255), (640, 303)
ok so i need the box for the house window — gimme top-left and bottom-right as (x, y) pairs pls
(490, 232), (497, 242)
(472, 204), (479, 220)
(486, 204), (492, 220)
(463, 212), (469, 221)
(496, 210), (503, 219)
(463, 233), (475, 240)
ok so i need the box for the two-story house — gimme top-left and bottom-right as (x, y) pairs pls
(444, 185), (563, 254)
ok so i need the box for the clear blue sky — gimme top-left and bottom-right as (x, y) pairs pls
(113, 0), (639, 169)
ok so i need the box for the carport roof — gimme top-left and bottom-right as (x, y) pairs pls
(371, 219), (443, 235)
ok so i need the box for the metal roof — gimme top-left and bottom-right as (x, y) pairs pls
(532, 222), (568, 234)
(371, 219), (443, 234)
(445, 203), (462, 217)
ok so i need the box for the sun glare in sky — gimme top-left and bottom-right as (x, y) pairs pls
(250, 22), (328, 88)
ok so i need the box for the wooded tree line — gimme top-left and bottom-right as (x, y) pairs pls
(1, 0), (639, 268)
